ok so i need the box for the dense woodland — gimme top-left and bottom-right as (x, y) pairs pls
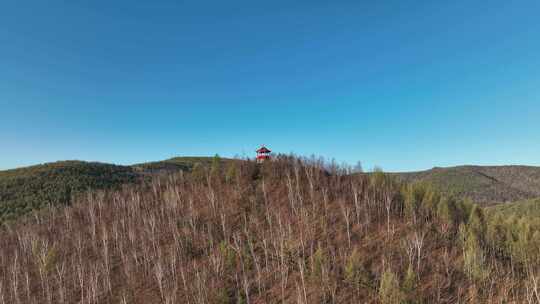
(0, 157), (234, 222)
(2, 158), (539, 223)
(0, 156), (539, 303)
(0, 161), (137, 222)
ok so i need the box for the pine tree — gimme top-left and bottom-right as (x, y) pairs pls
(191, 163), (206, 183)
(344, 249), (371, 289)
(379, 269), (404, 304)
(462, 228), (489, 282)
(225, 162), (237, 183)
(403, 183), (426, 223)
(211, 154), (222, 178)
(468, 205), (486, 241)
(402, 264), (416, 294)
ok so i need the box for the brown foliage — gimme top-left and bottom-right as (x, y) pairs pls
(0, 155), (535, 303)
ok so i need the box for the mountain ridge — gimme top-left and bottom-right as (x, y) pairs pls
(2, 158), (540, 222)
(392, 164), (540, 204)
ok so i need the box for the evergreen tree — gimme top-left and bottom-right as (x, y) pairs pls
(468, 205), (486, 240)
(379, 269), (404, 304)
(311, 246), (326, 281)
(191, 163), (206, 183)
(403, 183), (425, 223)
(421, 186), (440, 219)
(344, 249), (371, 289)
(225, 162), (237, 184)
(462, 228), (490, 282)
(211, 154), (222, 178)
(402, 264), (417, 295)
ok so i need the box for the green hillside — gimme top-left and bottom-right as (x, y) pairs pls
(0, 156), (234, 222)
(394, 165), (540, 204)
(0, 161), (138, 221)
(132, 156), (232, 173)
(485, 198), (540, 219)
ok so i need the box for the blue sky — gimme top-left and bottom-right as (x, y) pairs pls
(1, 1), (540, 171)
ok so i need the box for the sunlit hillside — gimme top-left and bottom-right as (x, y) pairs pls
(1, 156), (539, 303)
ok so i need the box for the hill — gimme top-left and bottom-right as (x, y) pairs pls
(0, 157), (230, 222)
(0, 156), (538, 303)
(3, 160), (540, 222)
(132, 156), (234, 173)
(0, 161), (138, 221)
(393, 165), (540, 204)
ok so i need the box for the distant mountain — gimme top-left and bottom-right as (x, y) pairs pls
(393, 165), (540, 204)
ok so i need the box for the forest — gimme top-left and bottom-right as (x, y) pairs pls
(0, 161), (137, 222)
(0, 155), (539, 303)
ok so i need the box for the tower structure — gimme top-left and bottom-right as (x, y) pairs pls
(256, 145), (271, 163)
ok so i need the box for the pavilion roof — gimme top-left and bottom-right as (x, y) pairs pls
(256, 146), (271, 153)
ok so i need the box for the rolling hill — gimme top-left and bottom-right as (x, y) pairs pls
(0, 156), (538, 303)
(0, 156), (230, 222)
(0, 161), (138, 221)
(132, 156), (234, 173)
(2, 159), (540, 223)
(393, 165), (540, 205)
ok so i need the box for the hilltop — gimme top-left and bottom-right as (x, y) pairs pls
(2, 159), (540, 222)
(0, 156), (539, 303)
(393, 165), (540, 205)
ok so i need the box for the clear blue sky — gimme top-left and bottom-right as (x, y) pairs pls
(1, 1), (540, 171)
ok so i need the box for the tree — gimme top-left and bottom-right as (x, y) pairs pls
(370, 167), (386, 189)
(468, 205), (486, 241)
(191, 163), (206, 183)
(403, 183), (426, 223)
(420, 186), (440, 220)
(311, 246), (326, 282)
(225, 162), (238, 184)
(461, 226), (489, 282)
(379, 269), (404, 304)
(353, 161), (363, 173)
(437, 197), (457, 234)
(211, 154), (222, 179)
(402, 264), (417, 294)
(344, 249), (371, 289)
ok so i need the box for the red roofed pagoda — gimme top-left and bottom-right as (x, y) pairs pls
(256, 145), (271, 163)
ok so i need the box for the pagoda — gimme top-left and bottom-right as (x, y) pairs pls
(256, 145), (271, 163)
